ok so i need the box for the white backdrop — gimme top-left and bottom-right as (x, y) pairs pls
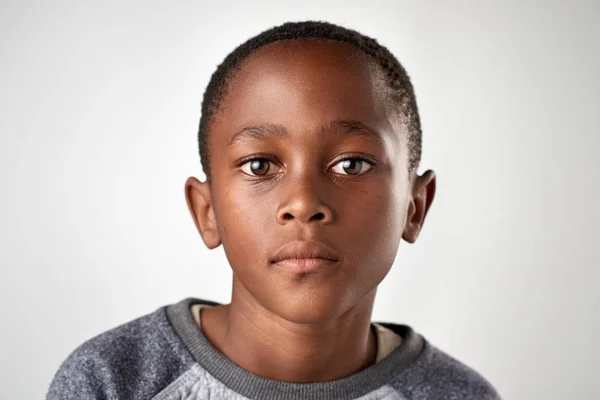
(1, 1), (599, 399)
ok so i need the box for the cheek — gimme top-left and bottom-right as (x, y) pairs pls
(345, 186), (405, 270)
(213, 184), (273, 267)
(350, 179), (404, 233)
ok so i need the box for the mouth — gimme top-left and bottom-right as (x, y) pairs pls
(270, 240), (340, 273)
(272, 257), (340, 273)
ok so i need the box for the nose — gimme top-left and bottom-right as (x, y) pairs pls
(276, 172), (335, 226)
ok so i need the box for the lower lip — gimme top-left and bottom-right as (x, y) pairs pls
(273, 258), (339, 273)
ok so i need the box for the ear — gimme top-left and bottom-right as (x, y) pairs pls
(185, 177), (221, 249)
(402, 170), (436, 243)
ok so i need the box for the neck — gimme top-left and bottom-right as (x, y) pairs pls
(201, 279), (378, 383)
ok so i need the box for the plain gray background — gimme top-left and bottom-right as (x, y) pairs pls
(1, 0), (599, 399)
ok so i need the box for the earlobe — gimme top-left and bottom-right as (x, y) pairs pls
(185, 177), (222, 249)
(402, 170), (436, 243)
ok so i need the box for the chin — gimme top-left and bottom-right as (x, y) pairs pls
(265, 285), (354, 325)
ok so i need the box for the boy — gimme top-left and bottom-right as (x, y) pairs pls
(47, 21), (501, 399)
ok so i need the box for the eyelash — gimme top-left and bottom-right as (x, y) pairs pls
(237, 153), (375, 177)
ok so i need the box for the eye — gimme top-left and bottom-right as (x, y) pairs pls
(240, 158), (276, 176)
(331, 157), (373, 176)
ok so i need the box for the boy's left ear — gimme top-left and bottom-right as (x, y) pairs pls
(402, 170), (436, 243)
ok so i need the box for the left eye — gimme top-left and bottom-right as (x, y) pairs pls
(331, 158), (373, 176)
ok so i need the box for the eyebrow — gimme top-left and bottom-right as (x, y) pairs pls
(227, 120), (385, 147)
(321, 120), (385, 144)
(227, 124), (288, 147)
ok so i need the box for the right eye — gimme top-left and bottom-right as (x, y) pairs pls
(240, 158), (276, 176)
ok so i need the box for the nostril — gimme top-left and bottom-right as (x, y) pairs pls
(280, 212), (326, 222)
(311, 212), (325, 221)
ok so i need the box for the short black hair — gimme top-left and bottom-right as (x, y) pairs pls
(198, 20), (422, 181)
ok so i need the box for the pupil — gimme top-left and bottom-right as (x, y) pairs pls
(251, 159), (269, 175)
(343, 159), (361, 174)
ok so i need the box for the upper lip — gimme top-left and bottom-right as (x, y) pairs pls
(271, 240), (339, 263)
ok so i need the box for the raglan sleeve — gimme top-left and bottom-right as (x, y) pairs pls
(46, 344), (109, 400)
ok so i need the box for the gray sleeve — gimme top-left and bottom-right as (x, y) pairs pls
(390, 341), (503, 400)
(46, 347), (108, 400)
(45, 307), (197, 400)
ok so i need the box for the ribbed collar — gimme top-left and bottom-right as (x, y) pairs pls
(166, 297), (424, 400)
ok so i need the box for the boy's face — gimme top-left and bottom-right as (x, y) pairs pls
(187, 40), (435, 323)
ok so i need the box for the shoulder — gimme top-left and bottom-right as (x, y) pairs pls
(46, 305), (195, 400)
(391, 338), (502, 399)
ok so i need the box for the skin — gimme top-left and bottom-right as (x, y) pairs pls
(185, 40), (436, 383)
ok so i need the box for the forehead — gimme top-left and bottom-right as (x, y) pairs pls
(211, 40), (401, 149)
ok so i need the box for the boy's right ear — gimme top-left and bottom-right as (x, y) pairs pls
(185, 177), (221, 249)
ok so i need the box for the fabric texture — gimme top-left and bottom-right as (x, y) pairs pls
(47, 298), (502, 399)
(371, 322), (403, 363)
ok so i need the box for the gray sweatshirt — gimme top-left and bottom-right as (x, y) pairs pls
(46, 298), (501, 399)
